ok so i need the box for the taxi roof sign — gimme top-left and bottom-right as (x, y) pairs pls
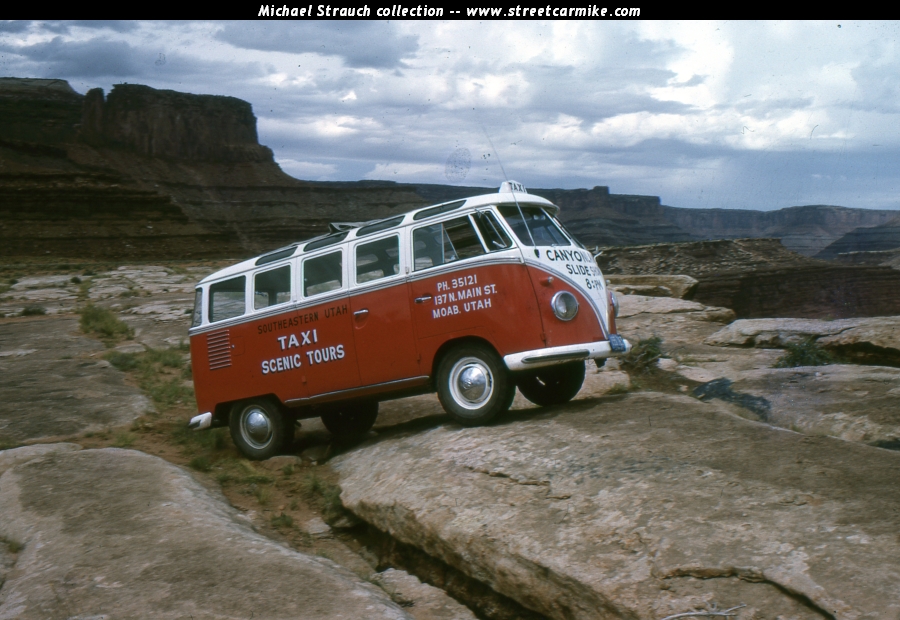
(499, 181), (527, 194)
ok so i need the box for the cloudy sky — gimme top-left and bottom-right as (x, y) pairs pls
(2, 19), (898, 211)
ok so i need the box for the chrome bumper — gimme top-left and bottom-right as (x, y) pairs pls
(189, 412), (213, 431)
(503, 338), (631, 372)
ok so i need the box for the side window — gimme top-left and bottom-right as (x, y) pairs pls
(191, 289), (203, 327)
(304, 250), (343, 297)
(474, 211), (513, 251)
(413, 216), (486, 271)
(254, 264), (292, 310)
(356, 236), (400, 284)
(208, 276), (246, 323)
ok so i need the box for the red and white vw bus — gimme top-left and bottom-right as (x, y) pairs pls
(188, 182), (630, 459)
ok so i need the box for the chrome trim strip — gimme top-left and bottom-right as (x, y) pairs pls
(284, 375), (430, 406)
(504, 339), (631, 372)
(522, 350), (590, 364)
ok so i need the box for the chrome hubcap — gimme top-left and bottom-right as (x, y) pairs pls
(449, 357), (494, 411)
(241, 406), (273, 448)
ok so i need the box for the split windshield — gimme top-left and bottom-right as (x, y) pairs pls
(497, 205), (570, 247)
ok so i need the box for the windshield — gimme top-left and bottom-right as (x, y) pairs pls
(498, 205), (570, 247)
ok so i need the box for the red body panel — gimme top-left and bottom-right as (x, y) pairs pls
(408, 261), (545, 372)
(192, 258), (610, 416)
(351, 283), (421, 384)
(524, 264), (605, 347)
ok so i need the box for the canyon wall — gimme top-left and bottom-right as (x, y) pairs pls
(3, 77), (900, 264)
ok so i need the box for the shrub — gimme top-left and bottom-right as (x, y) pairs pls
(774, 339), (834, 368)
(20, 305), (46, 316)
(189, 456), (211, 472)
(104, 351), (139, 371)
(113, 432), (136, 447)
(78, 305), (133, 342)
(619, 336), (663, 374)
(271, 513), (294, 528)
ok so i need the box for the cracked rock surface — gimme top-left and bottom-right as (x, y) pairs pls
(0, 317), (151, 442)
(333, 394), (900, 620)
(0, 446), (412, 620)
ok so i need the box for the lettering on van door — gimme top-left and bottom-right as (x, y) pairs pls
(431, 272), (497, 319)
(260, 327), (346, 374)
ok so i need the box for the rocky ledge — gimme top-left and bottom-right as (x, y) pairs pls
(0, 445), (411, 619)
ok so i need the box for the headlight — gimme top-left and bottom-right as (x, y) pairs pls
(550, 291), (579, 321)
(610, 291), (619, 317)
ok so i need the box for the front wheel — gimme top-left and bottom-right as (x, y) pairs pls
(230, 398), (291, 460)
(516, 361), (586, 407)
(437, 343), (515, 426)
(321, 401), (379, 437)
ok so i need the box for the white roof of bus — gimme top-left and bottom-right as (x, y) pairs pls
(198, 187), (555, 285)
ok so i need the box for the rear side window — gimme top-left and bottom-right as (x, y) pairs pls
(304, 251), (343, 297)
(413, 216), (486, 271)
(356, 236), (400, 284)
(254, 265), (292, 310)
(209, 276), (246, 323)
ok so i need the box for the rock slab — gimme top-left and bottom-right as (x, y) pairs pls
(333, 395), (900, 620)
(0, 447), (411, 620)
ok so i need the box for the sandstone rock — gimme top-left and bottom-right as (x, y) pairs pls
(0, 443), (81, 476)
(333, 394), (900, 620)
(372, 569), (478, 620)
(617, 295), (735, 326)
(705, 317), (900, 365)
(304, 516), (333, 539)
(0, 318), (151, 442)
(606, 275), (698, 299)
(597, 239), (900, 319)
(0, 448), (411, 619)
(259, 454), (303, 472)
(692, 365), (900, 447)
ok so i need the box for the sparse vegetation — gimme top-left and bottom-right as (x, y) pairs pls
(301, 474), (347, 524)
(1, 536), (24, 554)
(113, 432), (137, 447)
(619, 336), (663, 374)
(271, 513), (294, 529)
(606, 383), (630, 395)
(773, 339), (835, 368)
(78, 304), (133, 344)
(104, 347), (193, 411)
(189, 456), (212, 472)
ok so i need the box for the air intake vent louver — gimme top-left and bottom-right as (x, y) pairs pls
(207, 330), (232, 370)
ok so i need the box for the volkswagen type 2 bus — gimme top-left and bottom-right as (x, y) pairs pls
(188, 182), (630, 459)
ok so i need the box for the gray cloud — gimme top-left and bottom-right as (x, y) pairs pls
(0, 21), (30, 33)
(14, 37), (141, 77)
(216, 22), (418, 69)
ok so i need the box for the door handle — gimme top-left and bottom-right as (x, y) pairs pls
(354, 309), (369, 317)
(414, 294), (433, 304)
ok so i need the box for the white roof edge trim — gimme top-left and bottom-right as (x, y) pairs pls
(198, 187), (559, 285)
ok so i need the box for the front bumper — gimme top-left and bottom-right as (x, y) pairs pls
(503, 337), (631, 372)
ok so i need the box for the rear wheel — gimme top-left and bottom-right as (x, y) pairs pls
(516, 361), (586, 407)
(230, 398), (291, 460)
(321, 401), (379, 437)
(437, 343), (515, 426)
